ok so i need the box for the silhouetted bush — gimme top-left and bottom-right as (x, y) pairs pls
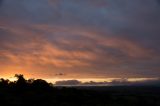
(31, 79), (52, 90)
(0, 78), (9, 87)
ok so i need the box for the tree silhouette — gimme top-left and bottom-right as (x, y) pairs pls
(32, 79), (51, 90)
(0, 74), (160, 106)
(0, 78), (9, 87)
(14, 74), (27, 90)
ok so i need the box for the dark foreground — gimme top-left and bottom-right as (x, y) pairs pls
(0, 75), (160, 106)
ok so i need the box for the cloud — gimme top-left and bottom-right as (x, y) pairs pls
(0, 0), (160, 78)
(54, 78), (160, 86)
(55, 73), (65, 76)
(55, 80), (81, 85)
(156, 0), (160, 4)
(0, 21), (160, 78)
(0, 0), (3, 6)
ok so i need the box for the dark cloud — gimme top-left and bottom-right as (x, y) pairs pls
(0, 0), (160, 78)
(0, 0), (3, 6)
(55, 73), (65, 76)
(157, 0), (160, 4)
(82, 81), (109, 86)
(55, 80), (81, 85)
(55, 78), (160, 86)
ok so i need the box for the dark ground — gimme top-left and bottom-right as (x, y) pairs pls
(0, 75), (160, 106)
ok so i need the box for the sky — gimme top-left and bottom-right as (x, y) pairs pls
(0, 0), (160, 82)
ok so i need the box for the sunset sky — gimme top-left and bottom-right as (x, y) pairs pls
(0, 0), (160, 82)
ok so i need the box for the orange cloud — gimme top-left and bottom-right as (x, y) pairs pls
(0, 22), (159, 79)
(98, 37), (153, 59)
